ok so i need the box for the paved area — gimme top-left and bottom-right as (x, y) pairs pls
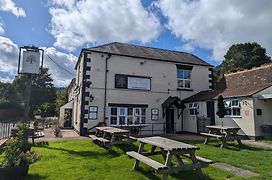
(242, 140), (272, 149)
(34, 128), (88, 143)
(212, 163), (259, 177)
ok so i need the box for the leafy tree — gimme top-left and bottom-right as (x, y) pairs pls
(55, 88), (68, 116)
(0, 82), (22, 108)
(13, 68), (57, 117)
(214, 42), (271, 88)
(216, 42), (271, 74)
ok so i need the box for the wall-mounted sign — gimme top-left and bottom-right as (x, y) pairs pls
(128, 77), (150, 90)
(22, 50), (41, 74)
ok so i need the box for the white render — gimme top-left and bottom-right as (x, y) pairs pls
(72, 50), (212, 135)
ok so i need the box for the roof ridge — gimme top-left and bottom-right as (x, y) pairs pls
(225, 63), (272, 77)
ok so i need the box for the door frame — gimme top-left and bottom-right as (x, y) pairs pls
(166, 108), (175, 134)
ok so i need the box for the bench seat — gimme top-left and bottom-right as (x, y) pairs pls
(126, 151), (168, 172)
(200, 133), (224, 139)
(182, 154), (213, 164)
(89, 135), (110, 143)
(33, 131), (44, 138)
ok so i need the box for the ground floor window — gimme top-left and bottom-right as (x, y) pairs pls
(110, 107), (146, 125)
(224, 99), (241, 117)
(188, 102), (199, 116)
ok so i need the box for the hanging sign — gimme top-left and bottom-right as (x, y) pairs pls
(21, 50), (41, 74)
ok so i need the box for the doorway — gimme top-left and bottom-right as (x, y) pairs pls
(166, 109), (175, 133)
(206, 101), (215, 125)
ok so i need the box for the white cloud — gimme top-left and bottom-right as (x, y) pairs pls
(0, 36), (77, 87)
(49, 0), (161, 51)
(0, 0), (26, 17)
(0, 24), (4, 35)
(156, 0), (272, 61)
(42, 47), (77, 87)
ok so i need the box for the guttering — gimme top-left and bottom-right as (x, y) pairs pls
(103, 54), (112, 123)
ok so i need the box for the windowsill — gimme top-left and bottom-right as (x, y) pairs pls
(224, 115), (242, 118)
(177, 88), (193, 91)
(110, 124), (149, 127)
(115, 87), (151, 91)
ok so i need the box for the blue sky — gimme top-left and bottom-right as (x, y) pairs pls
(0, 0), (271, 87)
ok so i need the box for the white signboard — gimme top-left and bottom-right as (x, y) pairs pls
(22, 51), (40, 74)
(128, 77), (150, 90)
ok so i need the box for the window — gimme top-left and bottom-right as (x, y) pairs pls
(177, 69), (192, 89)
(188, 102), (199, 116)
(115, 74), (151, 90)
(89, 106), (98, 119)
(109, 107), (146, 125)
(115, 74), (127, 88)
(224, 100), (241, 117)
(151, 108), (159, 121)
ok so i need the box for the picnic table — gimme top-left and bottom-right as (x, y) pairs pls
(10, 128), (44, 144)
(126, 136), (212, 180)
(89, 126), (130, 148)
(200, 125), (242, 148)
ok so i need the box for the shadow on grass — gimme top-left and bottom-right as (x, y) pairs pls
(24, 174), (48, 180)
(33, 141), (118, 158)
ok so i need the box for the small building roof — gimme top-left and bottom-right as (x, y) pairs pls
(183, 63), (272, 102)
(83, 42), (212, 67)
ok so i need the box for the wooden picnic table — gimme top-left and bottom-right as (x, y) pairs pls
(127, 136), (212, 180)
(89, 126), (130, 148)
(201, 125), (242, 148)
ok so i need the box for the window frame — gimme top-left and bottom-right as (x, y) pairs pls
(188, 102), (199, 116)
(224, 99), (241, 117)
(177, 69), (192, 89)
(109, 107), (147, 125)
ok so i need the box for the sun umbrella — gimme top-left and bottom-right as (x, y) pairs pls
(216, 95), (226, 126)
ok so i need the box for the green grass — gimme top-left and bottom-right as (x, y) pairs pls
(2, 139), (272, 179)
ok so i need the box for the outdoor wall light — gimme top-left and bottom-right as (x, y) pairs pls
(89, 95), (94, 102)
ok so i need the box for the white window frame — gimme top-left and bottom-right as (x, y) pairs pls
(177, 69), (192, 89)
(109, 107), (146, 125)
(224, 99), (241, 117)
(188, 102), (199, 116)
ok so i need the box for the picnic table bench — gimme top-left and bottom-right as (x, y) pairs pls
(127, 136), (212, 180)
(11, 128), (44, 144)
(89, 126), (130, 148)
(200, 125), (242, 148)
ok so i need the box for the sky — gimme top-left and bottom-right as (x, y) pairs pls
(0, 0), (271, 87)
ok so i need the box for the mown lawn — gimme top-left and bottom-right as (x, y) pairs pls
(2, 139), (272, 179)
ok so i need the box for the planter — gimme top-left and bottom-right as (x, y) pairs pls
(0, 164), (29, 180)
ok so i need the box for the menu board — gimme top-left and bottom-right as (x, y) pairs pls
(128, 77), (150, 90)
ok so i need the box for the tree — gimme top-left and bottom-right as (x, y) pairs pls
(0, 82), (22, 108)
(216, 42), (271, 74)
(13, 68), (57, 117)
(55, 88), (68, 116)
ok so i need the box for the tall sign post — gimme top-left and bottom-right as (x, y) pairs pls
(18, 46), (44, 123)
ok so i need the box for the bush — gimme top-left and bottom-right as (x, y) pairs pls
(1, 123), (40, 168)
(53, 125), (62, 138)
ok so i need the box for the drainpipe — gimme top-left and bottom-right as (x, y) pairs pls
(103, 54), (112, 124)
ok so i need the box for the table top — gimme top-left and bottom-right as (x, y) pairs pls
(138, 136), (199, 151)
(96, 126), (129, 134)
(206, 125), (241, 130)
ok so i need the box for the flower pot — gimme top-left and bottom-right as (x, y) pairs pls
(0, 164), (29, 180)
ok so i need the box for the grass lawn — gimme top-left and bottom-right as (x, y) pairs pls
(2, 139), (272, 179)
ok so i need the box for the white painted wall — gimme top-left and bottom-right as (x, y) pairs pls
(214, 97), (255, 136)
(183, 101), (207, 133)
(81, 51), (211, 134)
(253, 86), (272, 137)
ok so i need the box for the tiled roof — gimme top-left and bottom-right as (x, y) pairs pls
(84, 42), (212, 67)
(183, 63), (272, 102)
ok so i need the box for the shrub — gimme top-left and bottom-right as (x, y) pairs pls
(53, 125), (62, 138)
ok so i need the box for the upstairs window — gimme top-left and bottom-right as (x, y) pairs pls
(177, 65), (192, 89)
(115, 74), (127, 89)
(224, 100), (241, 117)
(189, 102), (199, 116)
